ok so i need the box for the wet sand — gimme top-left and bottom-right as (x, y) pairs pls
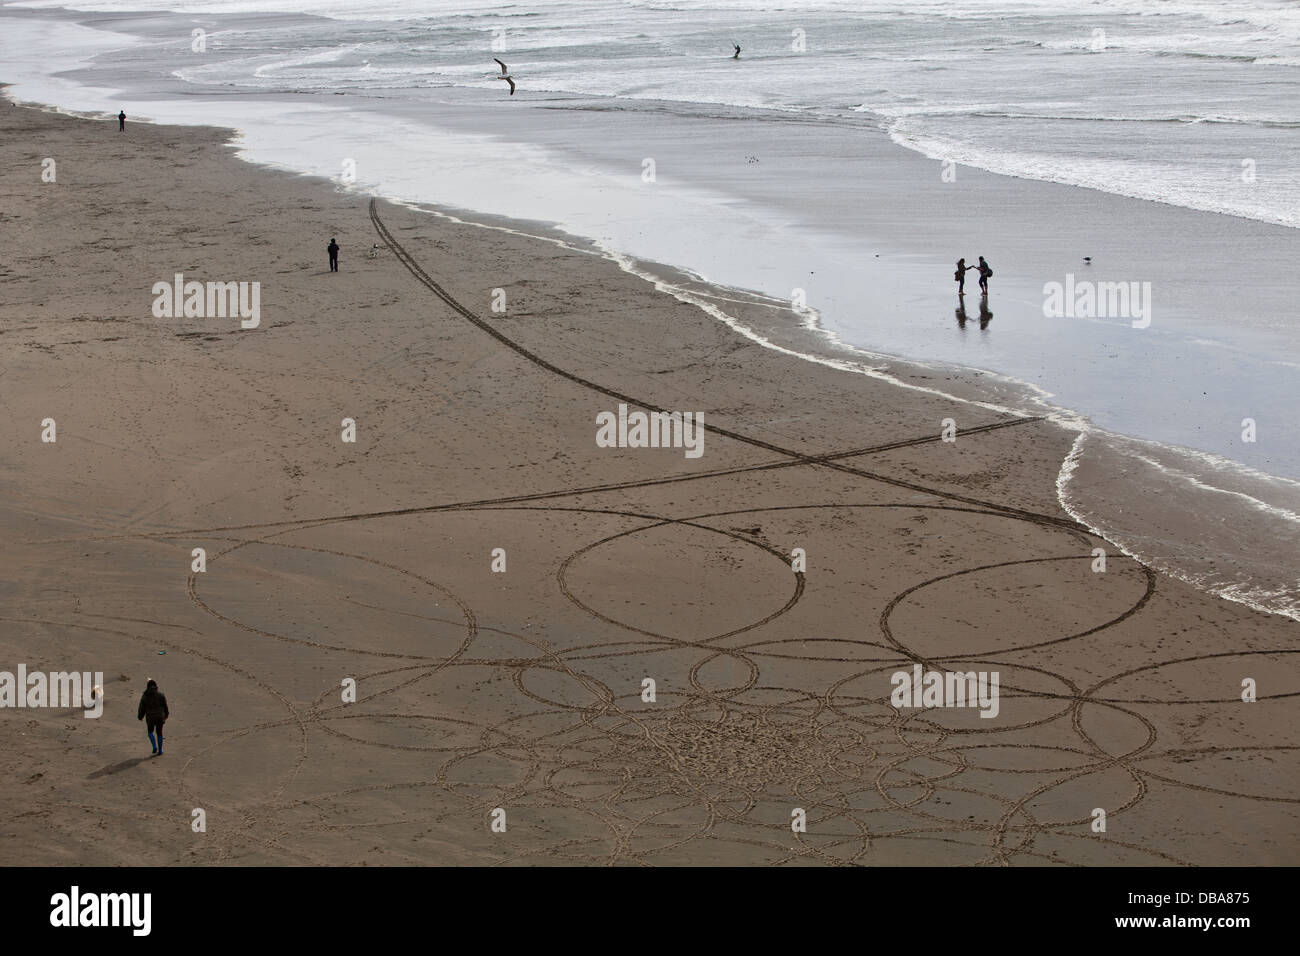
(1, 99), (1296, 866)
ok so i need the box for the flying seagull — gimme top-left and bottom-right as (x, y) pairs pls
(494, 58), (515, 95)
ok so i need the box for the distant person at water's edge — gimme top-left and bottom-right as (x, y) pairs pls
(118, 110), (126, 131)
(955, 258), (971, 294)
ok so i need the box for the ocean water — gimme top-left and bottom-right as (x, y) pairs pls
(1, 0), (1298, 620)
(9, 0), (1300, 226)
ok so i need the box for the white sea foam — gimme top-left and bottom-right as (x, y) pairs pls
(885, 125), (1300, 230)
(1057, 429), (1300, 622)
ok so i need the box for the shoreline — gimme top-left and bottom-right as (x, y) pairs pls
(12, 75), (1299, 625)
(2, 98), (1298, 865)
(1, 7), (1297, 480)
(6, 52), (1300, 629)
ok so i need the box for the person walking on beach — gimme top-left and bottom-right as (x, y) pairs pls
(137, 679), (170, 755)
(328, 237), (340, 272)
(955, 257), (972, 295)
(976, 255), (992, 295)
(118, 110), (126, 132)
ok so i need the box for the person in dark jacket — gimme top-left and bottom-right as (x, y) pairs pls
(955, 257), (972, 295)
(327, 237), (340, 272)
(137, 679), (169, 755)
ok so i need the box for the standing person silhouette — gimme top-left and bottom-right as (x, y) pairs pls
(955, 258), (972, 295)
(328, 237), (340, 272)
(976, 255), (992, 295)
(137, 679), (169, 755)
(118, 110), (126, 132)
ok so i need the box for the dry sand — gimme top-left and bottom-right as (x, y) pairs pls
(1, 100), (1296, 866)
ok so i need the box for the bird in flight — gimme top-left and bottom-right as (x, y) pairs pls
(494, 58), (515, 95)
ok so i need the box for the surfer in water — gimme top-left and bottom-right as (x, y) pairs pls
(733, 44), (741, 59)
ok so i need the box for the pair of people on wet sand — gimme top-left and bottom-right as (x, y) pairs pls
(955, 256), (992, 295)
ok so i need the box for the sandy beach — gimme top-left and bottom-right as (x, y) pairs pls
(1, 99), (1297, 866)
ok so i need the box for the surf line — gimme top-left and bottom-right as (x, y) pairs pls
(596, 403), (705, 459)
